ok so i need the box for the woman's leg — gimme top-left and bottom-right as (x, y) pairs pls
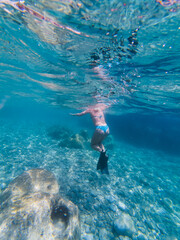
(91, 129), (108, 152)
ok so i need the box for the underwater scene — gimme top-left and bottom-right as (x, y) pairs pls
(0, 0), (180, 239)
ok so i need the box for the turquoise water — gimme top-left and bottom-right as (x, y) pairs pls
(0, 0), (180, 239)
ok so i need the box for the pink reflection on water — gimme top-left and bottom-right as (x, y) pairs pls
(156, 0), (180, 6)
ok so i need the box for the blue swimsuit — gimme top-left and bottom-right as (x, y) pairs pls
(96, 125), (109, 133)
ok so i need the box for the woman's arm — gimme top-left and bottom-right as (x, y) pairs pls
(70, 110), (88, 116)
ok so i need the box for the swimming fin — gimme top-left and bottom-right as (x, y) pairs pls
(97, 150), (109, 175)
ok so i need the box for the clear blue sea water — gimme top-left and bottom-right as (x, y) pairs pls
(0, 0), (180, 239)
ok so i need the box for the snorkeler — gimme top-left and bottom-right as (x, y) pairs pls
(71, 103), (110, 174)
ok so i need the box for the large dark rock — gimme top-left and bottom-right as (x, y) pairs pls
(0, 169), (80, 240)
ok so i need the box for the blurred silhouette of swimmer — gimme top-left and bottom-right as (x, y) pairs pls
(71, 103), (110, 174)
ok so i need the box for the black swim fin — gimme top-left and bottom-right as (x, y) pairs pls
(97, 150), (109, 175)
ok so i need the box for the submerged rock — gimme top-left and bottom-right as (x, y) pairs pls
(58, 133), (84, 149)
(48, 125), (91, 149)
(113, 213), (135, 237)
(47, 126), (71, 141)
(135, 233), (147, 240)
(0, 169), (80, 240)
(79, 130), (89, 141)
(99, 228), (108, 240)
